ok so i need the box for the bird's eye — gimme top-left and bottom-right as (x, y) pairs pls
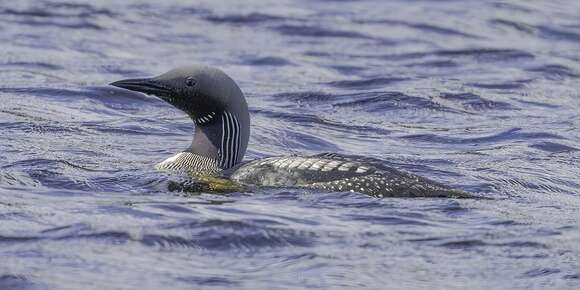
(185, 77), (197, 87)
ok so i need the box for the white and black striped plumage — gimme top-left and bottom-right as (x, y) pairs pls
(219, 111), (241, 169)
(157, 110), (242, 176)
(228, 154), (472, 198)
(156, 152), (221, 176)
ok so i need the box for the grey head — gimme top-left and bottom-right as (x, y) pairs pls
(110, 65), (250, 169)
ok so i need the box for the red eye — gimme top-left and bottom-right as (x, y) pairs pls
(185, 77), (197, 87)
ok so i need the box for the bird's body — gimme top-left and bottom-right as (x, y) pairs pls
(155, 152), (471, 198)
(111, 65), (476, 198)
(228, 154), (470, 198)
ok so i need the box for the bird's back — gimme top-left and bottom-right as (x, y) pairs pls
(228, 153), (474, 198)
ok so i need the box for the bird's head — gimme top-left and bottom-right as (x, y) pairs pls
(110, 65), (247, 125)
(110, 65), (250, 168)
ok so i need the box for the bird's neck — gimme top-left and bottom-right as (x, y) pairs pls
(189, 110), (248, 170)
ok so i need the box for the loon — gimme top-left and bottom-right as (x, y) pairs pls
(110, 65), (474, 198)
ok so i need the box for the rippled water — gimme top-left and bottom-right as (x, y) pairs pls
(1, 0), (580, 289)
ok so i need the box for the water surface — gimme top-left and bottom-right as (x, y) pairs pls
(1, 0), (580, 289)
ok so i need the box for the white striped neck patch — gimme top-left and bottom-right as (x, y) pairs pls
(219, 110), (241, 169)
(195, 111), (216, 125)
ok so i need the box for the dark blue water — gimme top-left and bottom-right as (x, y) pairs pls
(1, 0), (580, 289)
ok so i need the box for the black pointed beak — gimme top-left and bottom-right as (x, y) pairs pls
(109, 78), (173, 97)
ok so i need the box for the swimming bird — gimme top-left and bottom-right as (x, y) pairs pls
(110, 65), (474, 198)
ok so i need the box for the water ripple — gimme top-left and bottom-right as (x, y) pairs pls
(273, 24), (374, 39)
(373, 48), (535, 62)
(529, 142), (579, 153)
(527, 64), (579, 80)
(354, 19), (482, 39)
(205, 13), (287, 24)
(326, 77), (409, 90)
(0, 275), (46, 290)
(436, 92), (514, 111)
(403, 128), (564, 145)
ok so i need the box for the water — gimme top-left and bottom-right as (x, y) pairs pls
(1, 0), (579, 289)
